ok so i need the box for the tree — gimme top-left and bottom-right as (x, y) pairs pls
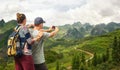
(112, 36), (117, 63)
(92, 52), (97, 66)
(87, 60), (91, 67)
(106, 48), (110, 61)
(81, 53), (85, 64)
(79, 63), (86, 70)
(102, 53), (107, 62)
(72, 53), (80, 70)
(97, 54), (102, 64)
(112, 36), (120, 64)
(56, 60), (60, 70)
(117, 37), (120, 64)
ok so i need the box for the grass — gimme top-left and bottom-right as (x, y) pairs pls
(47, 29), (120, 70)
(47, 44), (92, 70)
(1, 24), (120, 70)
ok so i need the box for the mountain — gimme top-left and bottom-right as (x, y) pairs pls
(72, 21), (82, 29)
(56, 22), (93, 39)
(56, 22), (120, 39)
(0, 19), (5, 27)
(105, 22), (120, 32)
(0, 20), (17, 55)
(91, 26), (108, 36)
(0, 20), (17, 34)
(63, 27), (84, 39)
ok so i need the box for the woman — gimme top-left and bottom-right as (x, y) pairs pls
(14, 13), (43, 70)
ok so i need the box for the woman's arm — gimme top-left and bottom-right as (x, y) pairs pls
(26, 24), (34, 28)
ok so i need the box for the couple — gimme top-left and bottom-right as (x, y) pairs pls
(14, 13), (59, 70)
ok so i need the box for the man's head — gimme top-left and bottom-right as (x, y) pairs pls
(34, 17), (45, 28)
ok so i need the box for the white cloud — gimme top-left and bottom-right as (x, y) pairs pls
(0, 0), (120, 26)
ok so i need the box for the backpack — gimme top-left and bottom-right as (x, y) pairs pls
(7, 25), (23, 57)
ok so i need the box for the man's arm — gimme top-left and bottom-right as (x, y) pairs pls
(24, 26), (43, 44)
(33, 31), (43, 41)
(40, 27), (53, 32)
(49, 27), (59, 37)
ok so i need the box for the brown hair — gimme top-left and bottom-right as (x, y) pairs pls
(16, 13), (26, 23)
(34, 24), (40, 26)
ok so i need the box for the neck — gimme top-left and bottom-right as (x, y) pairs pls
(19, 23), (25, 26)
(34, 26), (42, 30)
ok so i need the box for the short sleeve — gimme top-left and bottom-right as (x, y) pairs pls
(23, 26), (33, 44)
(42, 32), (50, 40)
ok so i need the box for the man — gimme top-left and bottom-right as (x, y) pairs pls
(30, 17), (59, 70)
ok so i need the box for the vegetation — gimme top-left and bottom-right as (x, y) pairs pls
(1, 20), (120, 70)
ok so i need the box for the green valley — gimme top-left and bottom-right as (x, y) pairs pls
(0, 20), (120, 70)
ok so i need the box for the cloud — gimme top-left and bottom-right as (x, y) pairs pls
(0, 0), (120, 26)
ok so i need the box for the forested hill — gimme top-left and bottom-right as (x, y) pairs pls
(0, 19), (120, 70)
(0, 19), (17, 58)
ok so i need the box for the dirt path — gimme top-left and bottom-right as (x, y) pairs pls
(66, 47), (94, 70)
(77, 48), (94, 62)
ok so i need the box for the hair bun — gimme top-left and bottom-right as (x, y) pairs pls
(16, 13), (22, 19)
(16, 12), (26, 23)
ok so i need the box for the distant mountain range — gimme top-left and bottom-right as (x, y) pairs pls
(1, 19), (120, 41)
(57, 21), (120, 39)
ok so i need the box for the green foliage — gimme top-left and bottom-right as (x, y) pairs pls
(79, 63), (87, 70)
(56, 60), (60, 70)
(72, 53), (80, 70)
(81, 53), (85, 64)
(0, 19), (5, 27)
(45, 50), (64, 63)
(92, 52), (97, 66)
(112, 36), (120, 65)
(1, 20), (120, 70)
(0, 20), (17, 34)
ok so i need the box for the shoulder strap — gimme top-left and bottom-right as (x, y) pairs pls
(14, 25), (21, 32)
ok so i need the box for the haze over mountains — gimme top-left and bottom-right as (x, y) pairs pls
(1, 19), (120, 40)
(57, 21), (120, 39)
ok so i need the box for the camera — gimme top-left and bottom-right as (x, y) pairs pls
(52, 26), (55, 29)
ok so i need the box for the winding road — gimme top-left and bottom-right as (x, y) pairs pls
(66, 47), (94, 70)
(77, 48), (94, 62)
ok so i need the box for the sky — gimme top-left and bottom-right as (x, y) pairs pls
(0, 0), (120, 26)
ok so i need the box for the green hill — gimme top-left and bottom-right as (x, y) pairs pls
(77, 29), (120, 54)
(0, 19), (5, 27)
(0, 20), (120, 70)
(43, 29), (120, 70)
(0, 20), (17, 57)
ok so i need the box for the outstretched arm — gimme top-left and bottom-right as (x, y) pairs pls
(49, 26), (59, 37)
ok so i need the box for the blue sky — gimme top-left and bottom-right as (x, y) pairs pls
(0, 0), (120, 26)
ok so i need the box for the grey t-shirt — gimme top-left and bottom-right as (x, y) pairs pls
(30, 29), (50, 64)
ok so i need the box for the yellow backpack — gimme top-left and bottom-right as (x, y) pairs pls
(7, 25), (22, 57)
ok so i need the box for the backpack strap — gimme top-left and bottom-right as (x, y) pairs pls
(14, 25), (21, 32)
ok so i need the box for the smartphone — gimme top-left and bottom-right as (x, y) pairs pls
(52, 26), (55, 29)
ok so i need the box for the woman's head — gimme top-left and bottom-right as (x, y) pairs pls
(16, 13), (26, 25)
